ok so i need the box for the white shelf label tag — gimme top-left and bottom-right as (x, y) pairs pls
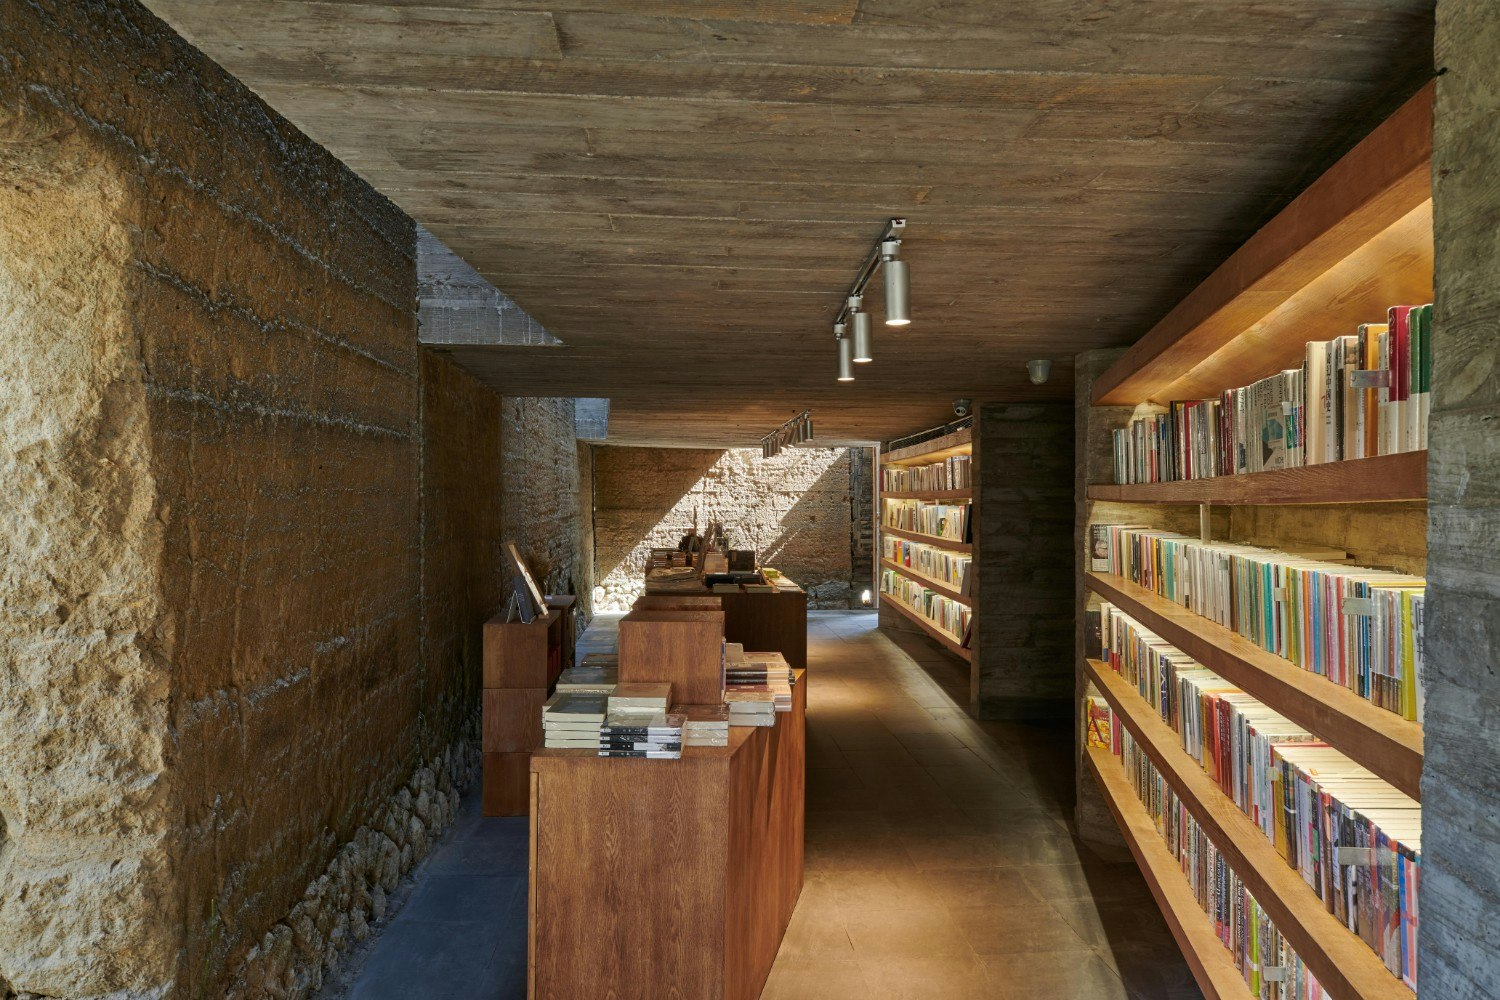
(1273, 588), (1288, 602)
(1337, 846), (1375, 865)
(1342, 596), (1374, 617)
(1350, 369), (1392, 389)
(1262, 967), (1289, 984)
(1281, 400), (1294, 414)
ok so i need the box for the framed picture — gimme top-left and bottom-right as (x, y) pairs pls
(505, 541), (548, 623)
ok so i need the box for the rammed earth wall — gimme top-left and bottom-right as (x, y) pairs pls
(0, 3), (581, 995)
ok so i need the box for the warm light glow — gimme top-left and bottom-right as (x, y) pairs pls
(885, 317), (911, 327)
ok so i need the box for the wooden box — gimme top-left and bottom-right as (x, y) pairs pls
(482, 688), (546, 753)
(617, 609), (726, 705)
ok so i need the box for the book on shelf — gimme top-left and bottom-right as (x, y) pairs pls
(597, 708), (683, 758)
(881, 453), (971, 492)
(1110, 303), (1433, 485)
(1093, 679), (1420, 991)
(882, 535), (972, 593)
(1093, 713), (1325, 998)
(880, 569), (971, 642)
(881, 498), (972, 543)
(1092, 524), (1426, 722)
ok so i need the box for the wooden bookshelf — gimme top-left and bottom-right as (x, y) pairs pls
(1085, 570), (1422, 800)
(881, 488), (972, 501)
(1084, 661), (1414, 1000)
(881, 525), (972, 554)
(1084, 745), (1261, 1000)
(1087, 451), (1426, 506)
(881, 425), (971, 466)
(879, 558), (971, 607)
(881, 595), (972, 662)
(1092, 83), (1434, 408)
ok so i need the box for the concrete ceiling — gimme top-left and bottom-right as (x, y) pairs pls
(143, 0), (1433, 447)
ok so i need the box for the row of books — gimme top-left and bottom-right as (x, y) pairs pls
(882, 498), (972, 544)
(1098, 605), (1421, 986)
(1090, 524), (1425, 721)
(881, 454), (971, 492)
(880, 569), (971, 643)
(1111, 304), (1433, 484)
(1094, 716), (1326, 1000)
(881, 535), (973, 594)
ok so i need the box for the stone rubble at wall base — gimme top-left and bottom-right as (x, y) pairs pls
(224, 720), (478, 1000)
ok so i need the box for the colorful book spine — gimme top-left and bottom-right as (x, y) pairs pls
(1111, 303), (1432, 485)
(1093, 525), (1425, 720)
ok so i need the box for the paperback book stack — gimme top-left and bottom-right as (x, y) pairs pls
(598, 683), (681, 758)
(676, 703), (731, 748)
(598, 710), (684, 759)
(556, 657), (618, 693)
(725, 647), (793, 713)
(541, 691), (608, 749)
(726, 689), (776, 728)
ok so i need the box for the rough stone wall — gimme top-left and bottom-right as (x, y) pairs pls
(592, 446), (857, 610)
(1419, 3), (1500, 994)
(973, 403), (1076, 720)
(849, 446), (876, 602)
(501, 398), (592, 624)
(0, 4), (530, 997)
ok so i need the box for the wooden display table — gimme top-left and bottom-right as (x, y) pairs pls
(641, 575), (808, 671)
(527, 672), (806, 1000)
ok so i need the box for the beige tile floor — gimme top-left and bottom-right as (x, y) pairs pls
(762, 612), (1205, 1000)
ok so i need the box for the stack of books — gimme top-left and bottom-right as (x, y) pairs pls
(676, 703), (730, 748)
(556, 659), (617, 693)
(726, 689), (776, 727)
(725, 648), (793, 712)
(541, 691), (608, 749)
(598, 709), (684, 759)
(597, 683), (681, 758)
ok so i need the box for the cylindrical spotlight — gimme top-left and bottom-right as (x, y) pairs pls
(837, 335), (855, 382)
(848, 295), (874, 363)
(881, 240), (910, 326)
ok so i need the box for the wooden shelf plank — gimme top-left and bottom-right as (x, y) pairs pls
(881, 525), (972, 554)
(1093, 83), (1433, 407)
(1085, 572), (1422, 800)
(1083, 663), (1413, 1000)
(879, 559), (972, 607)
(1084, 745), (1257, 1000)
(880, 596), (971, 662)
(881, 426), (972, 466)
(1086, 452), (1426, 505)
(881, 489), (972, 501)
